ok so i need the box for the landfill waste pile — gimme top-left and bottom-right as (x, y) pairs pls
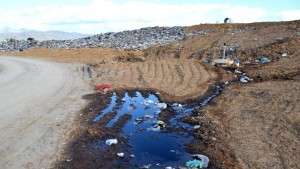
(0, 26), (209, 52)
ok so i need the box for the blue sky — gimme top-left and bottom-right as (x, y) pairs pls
(0, 0), (299, 34)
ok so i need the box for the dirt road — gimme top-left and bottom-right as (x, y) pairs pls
(0, 56), (90, 169)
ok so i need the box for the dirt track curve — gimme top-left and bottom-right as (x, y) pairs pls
(0, 56), (90, 169)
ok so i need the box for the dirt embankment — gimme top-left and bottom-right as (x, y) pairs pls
(183, 49), (300, 168)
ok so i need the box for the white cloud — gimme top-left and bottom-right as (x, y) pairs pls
(278, 10), (300, 21)
(0, 1), (268, 34)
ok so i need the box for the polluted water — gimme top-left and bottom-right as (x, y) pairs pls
(92, 89), (222, 168)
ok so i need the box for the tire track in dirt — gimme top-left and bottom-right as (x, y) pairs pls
(174, 64), (184, 85)
(94, 59), (217, 101)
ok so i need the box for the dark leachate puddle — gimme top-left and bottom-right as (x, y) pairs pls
(91, 87), (223, 168)
(93, 92), (192, 168)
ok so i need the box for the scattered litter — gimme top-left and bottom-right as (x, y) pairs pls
(234, 70), (242, 74)
(282, 53), (288, 57)
(140, 164), (151, 169)
(144, 115), (154, 118)
(135, 118), (145, 124)
(96, 84), (112, 91)
(201, 59), (209, 63)
(66, 159), (72, 162)
(240, 77), (248, 83)
(157, 120), (166, 128)
(193, 125), (201, 129)
(121, 98), (126, 101)
(155, 103), (167, 109)
(170, 150), (175, 153)
(117, 152), (124, 157)
(172, 103), (179, 106)
(240, 75), (253, 83)
(186, 159), (202, 168)
(147, 125), (161, 131)
(192, 154), (209, 168)
(165, 167), (174, 169)
(259, 57), (270, 63)
(224, 81), (229, 85)
(243, 60), (252, 65)
(155, 92), (160, 95)
(212, 59), (234, 67)
(130, 154), (135, 158)
(233, 57), (240, 67)
(146, 100), (154, 104)
(105, 139), (118, 145)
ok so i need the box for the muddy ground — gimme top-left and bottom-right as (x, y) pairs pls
(1, 20), (299, 168)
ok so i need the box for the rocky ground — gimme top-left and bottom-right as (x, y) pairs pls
(1, 20), (299, 169)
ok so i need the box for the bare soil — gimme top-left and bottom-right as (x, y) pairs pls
(1, 20), (299, 168)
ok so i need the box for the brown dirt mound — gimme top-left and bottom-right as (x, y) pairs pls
(242, 51), (300, 81)
(91, 59), (235, 102)
(195, 80), (300, 169)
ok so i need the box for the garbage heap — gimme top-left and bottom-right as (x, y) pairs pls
(0, 26), (209, 52)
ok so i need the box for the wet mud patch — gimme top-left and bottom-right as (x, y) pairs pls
(54, 86), (227, 169)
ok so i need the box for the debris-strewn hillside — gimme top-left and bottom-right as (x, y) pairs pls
(0, 26), (207, 51)
(1, 20), (300, 169)
(2, 20), (299, 65)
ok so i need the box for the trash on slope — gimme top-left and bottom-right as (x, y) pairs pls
(157, 120), (166, 128)
(105, 139), (118, 145)
(117, 152), (124, 157)
(155, 103), (167, 109)
(282, 53), (288, 57)
(192, 154), (209, 168)
(186, 159), (202, 168)
(257, 57), (270, 63)
(96, 84), (112, 91)
(140, 164), (151, 169)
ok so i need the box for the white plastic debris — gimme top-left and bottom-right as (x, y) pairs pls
(165, 167), (174, 169)
(106, 139), (118, 145)
(156, 103), (167, 109)
(282, 53), (288, 57)
(192, 154), (209, 168)
(146, 100), (154, 104)
(147, 126), (161, 131)
(117, 153), (124, 157)
(243, 76), (253, 81)
(144, 115), (153, 118)
(240, 78), (248, 83)
(130, 154), (135, 158)
(140, 164), (151, 169)
(121, 98), (126, 101)
(194, 125), (201, 129)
